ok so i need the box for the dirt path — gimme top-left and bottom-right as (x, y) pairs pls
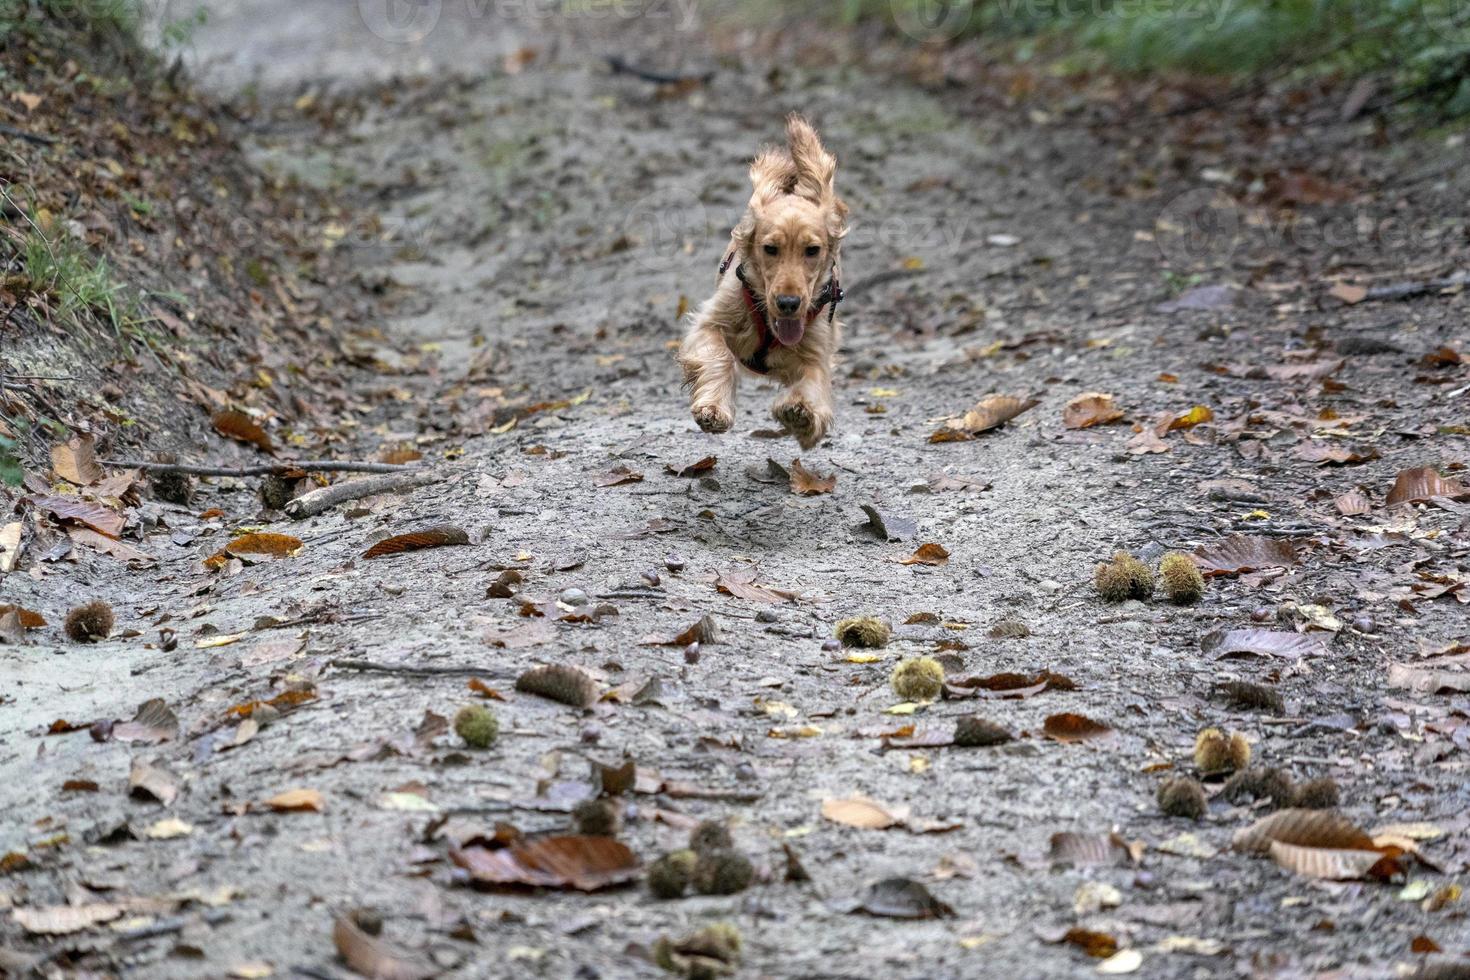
(4, 4), (1468, 977)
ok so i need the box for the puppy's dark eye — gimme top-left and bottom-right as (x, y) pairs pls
(804, 244), (821, 257)
(763, 244), (779, 256)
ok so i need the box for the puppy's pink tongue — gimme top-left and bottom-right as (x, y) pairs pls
(774, 317), (805, 346)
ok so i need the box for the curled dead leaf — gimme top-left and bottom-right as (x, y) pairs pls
(1386, 466), (1469, 506)
(1063, 392), (1125, 429)
(930, 394), (1038, 442)
(900, 543), (950, 566)
(0, 604), (46, 629)
(332, 913), (437, 980)
(212, 409), (273, 452)
(1334, 491), (1372, 516)
(1233, 808), (1374, 854)
(1193, 535), (1299, 576)
(1049, 831), (1135, 867)
(1268, 840), (1402, 881)
(52, 435), (103, 486)
(1042, 712), (1114, 743)
(266, 788), (325, 812)
(449, 835), (639, 891)
(1202, 629), (1328, 661)
(789, 458), (836, 495)
(848, 877), (954, 919)
(822, 796), (906, 830)
(1165, 405), (1214, 432)
(205, 532), (305, 569)
(363, 524), (469, 559)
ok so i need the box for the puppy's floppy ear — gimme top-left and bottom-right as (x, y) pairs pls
(785, 113), (838, 208)
(748, 146), (795, 206)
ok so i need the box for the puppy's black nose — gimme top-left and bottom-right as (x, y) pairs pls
(774, 295), (801, 316)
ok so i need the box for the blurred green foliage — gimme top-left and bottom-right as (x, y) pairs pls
(843, 0), (1470, 116)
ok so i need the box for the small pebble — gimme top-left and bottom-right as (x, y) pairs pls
(579, 724), (602, 744)
(559, 588), (589, 607)
(641, 570), (661, 587)
(1250, 607), (1272, 622)
(684, 642), (700, 664)
(665, 553), (685, 573)
(1352, 614), (1375, 633)
(755, 610), (778, 623)
(821, 638), (841, 652)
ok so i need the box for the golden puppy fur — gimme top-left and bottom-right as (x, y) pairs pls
(677, 114), (848, 449)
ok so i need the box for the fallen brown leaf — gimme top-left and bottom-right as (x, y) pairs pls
(449, 835), (639, 891)
(1386, 466), (1469, 506)
(789, 458), (836, 495)
(1063, 392), (1125, 429)
(332, 913), (436, 980)
(52, 435), (103, 486)
(24, 495), (124, 539)
(1042, 712), (1114, 743)
(822, 796), (906, 830)
(266, 788), (325, 812)
(212, 409), (274, 452)
(363, 524), (469, 559)
(1193, 535), (1299, 576)
(900, 543), (950, 566)
(930, 394), (1038, 441)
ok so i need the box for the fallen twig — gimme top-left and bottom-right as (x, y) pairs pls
(606, 55), (713, 86)
(284, 469), (442, 519)
(100, 458), (419, 477)
(0, 122), (59, 145)
(659, 783), (764, 803)
(329, 658), (506, 678)
(1361, 272), (1470, 303)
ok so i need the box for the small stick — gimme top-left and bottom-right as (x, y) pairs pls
(1362, 272), (1470, 303)
(0, 123), (58, 145)
(329, 658), (505, 678)
(605, 56), (713, 86)
(100, 458), (419, 477)
(659, 784), (764, 803)
(284, 470), (442, 519)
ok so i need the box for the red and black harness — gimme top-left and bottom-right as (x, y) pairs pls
(718, 251), (843, 375)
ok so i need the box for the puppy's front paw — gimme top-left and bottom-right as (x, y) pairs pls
(693, 405), (733, 435)
(774, 400), (826, 449)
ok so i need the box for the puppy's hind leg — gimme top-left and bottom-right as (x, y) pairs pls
(678, 322), (738, 435)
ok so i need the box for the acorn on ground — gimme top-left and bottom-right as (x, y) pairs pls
(691, 849), (754, 896)
(1159, 551), (1206, 605)
(1094, 551), (1154, 602)
(1221, 766), (1294, 809)
(1292, 777), (1341, 809)
(835, 616), (890, 649)
(890, 656), (945, 701)
(572, 797), (621, 837)
(1214, 680), (1285, 715)
(1157, 777), (1207, 820)
(954, 715), (1013, 747)
(514, 664), (598, 708)
(64, 601), (114, 643)
(647, 849), (697, 899)
(1194, 727), (1251, 775)
(453, 705), (499, 748)
(689, 820), (733, 855)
